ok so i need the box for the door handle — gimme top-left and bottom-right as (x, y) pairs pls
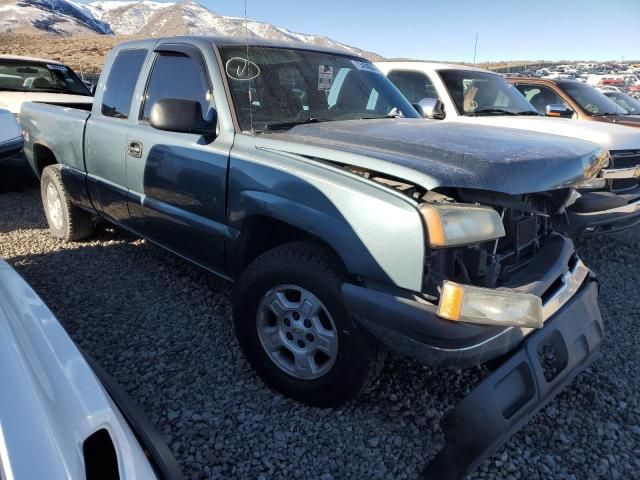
(127, 141), (143, 158)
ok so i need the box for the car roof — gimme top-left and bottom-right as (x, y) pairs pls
(113, 35), (360, 58)
(0, 54), (65, 65)
(376, 61), (494, 73)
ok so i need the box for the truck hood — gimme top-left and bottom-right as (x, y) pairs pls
(265, 119), (606, 195)
(451, 116), (640, 151)
(0, 92), (93, 115)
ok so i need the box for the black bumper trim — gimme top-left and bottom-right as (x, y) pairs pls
(419, 279), (602, 479)
(81, 351), (185, 480)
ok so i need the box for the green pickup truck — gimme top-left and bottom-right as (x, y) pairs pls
(21, 36), (605, 478)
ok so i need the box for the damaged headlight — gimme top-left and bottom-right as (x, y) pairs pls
(437, 281), (543, 328)
(419, 203), (505, 248)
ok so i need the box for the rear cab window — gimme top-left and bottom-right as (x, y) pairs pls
(0, 58), (92, 96)
(101, 49), (147, 119)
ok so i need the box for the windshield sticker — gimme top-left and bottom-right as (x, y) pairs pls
(351, 60), (381, 74)
(46, 64), (68, 72)
(225, 57), (260, 81)
(318, 65), (334, 91)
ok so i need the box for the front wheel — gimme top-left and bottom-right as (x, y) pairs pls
(233, 242), (386, 407)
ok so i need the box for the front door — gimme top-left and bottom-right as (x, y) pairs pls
(124, 45), (231, 272)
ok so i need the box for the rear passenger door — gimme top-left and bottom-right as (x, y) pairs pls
(85, 48), (148, 223)
(124, 44), (230, 272)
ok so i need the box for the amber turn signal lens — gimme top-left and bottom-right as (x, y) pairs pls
(437, 281), (465, 321)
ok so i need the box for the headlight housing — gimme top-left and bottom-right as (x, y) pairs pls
(419, 203), (505, 248)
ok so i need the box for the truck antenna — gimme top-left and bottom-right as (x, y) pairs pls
(244, 0), (254, 133)
(473, 33), (478, 69)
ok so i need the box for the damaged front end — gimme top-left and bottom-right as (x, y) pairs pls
(341, 169), (603, 479)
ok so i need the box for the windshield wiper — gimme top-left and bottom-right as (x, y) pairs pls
(516, 110), (542, 116)
(264, 117), (327, 131)
(466, 108), (517, 116)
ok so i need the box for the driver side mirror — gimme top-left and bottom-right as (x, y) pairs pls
(413, 98), (445, 119)
(150, 98), (216, 135)
(545, 103), (574, 118)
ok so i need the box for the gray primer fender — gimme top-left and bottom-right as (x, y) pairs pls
(227, 134), (426, 292)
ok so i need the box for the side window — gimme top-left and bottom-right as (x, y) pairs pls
(141, 52), (211, 122)
(386, 70), (439, 104)
(101, 49), (147, 119)
(515, 84), (567, 114)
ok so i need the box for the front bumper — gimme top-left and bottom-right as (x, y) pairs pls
(420, 279), (602, 479)
(0, 136), (23, 161)
(343, 234), (584, 368)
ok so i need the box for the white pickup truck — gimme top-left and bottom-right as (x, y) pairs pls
(0, 55), (93, 116)
(377, 61), (640, 234)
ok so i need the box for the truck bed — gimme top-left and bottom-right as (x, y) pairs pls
(21, 101), (90, 174)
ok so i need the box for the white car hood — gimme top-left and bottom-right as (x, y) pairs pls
(0, 109), (21, 143)
(0, 91), (92, 114)
(452, 116), (640, 151)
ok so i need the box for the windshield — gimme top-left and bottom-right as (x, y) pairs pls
(559, 82), (628, 115)
(439, 69), (538, 116)
(0, 59), (92, 96)
(218, 46), (419, 132)
(603, 91), (640, 115)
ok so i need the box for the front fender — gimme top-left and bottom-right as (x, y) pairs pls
(227, 140), (426, 292)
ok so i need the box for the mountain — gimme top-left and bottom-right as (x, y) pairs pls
(0, 0), (111, 34)
(0, 0), (383, 60)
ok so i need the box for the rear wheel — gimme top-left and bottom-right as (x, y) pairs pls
(233, 242), (386, 407)
(41, 164), (94, 242)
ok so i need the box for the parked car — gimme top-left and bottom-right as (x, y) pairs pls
(21, 36), (606, 477)
(602, 90), (640, 115)
(0, 258), (183, 480)
(596, 85), (624, 93)
(377, 61), (640, 234)
(507, 77), (640, 128)
(0, 107), (22, 160)
(0, 55), (93, 116)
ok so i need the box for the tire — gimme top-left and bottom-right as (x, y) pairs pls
(41, 164), (94, 242)
(233, 241), (386, 407)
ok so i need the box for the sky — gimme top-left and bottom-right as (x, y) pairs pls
(86, 0), (640, 62)
(202, 0), (640, 62)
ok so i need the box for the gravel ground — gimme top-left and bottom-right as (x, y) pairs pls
(1, 161), (639, 480)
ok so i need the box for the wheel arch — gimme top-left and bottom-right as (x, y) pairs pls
(32, 143), (58, 178)
(233, 215), (349, 279)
